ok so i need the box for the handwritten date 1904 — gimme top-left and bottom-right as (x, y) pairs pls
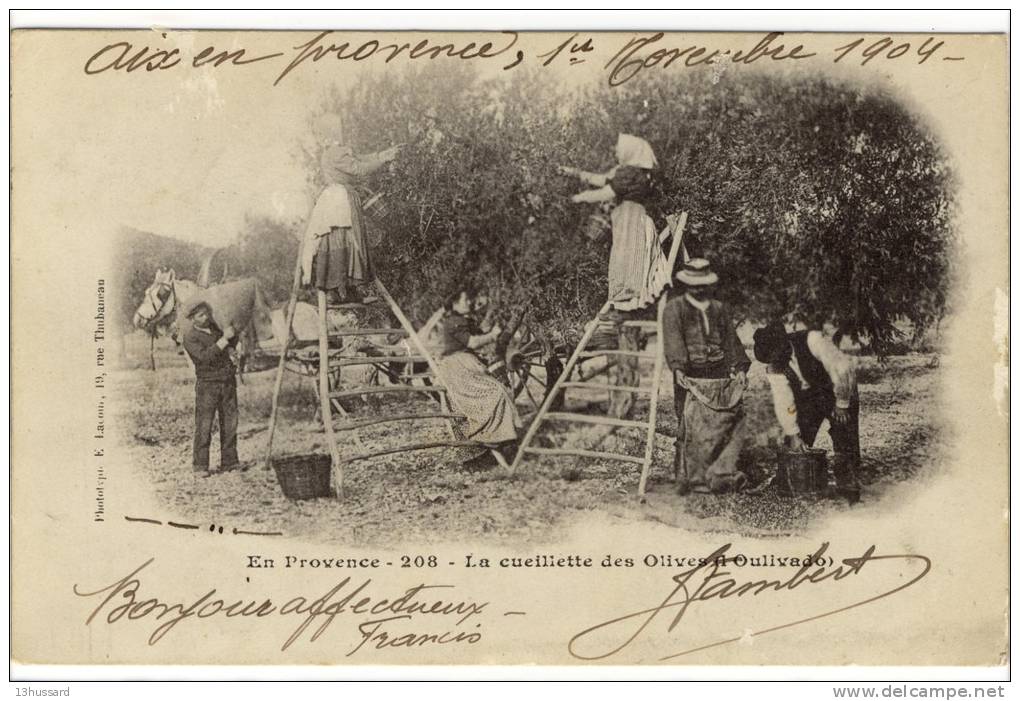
(81, 31), (965, 87)
(604, 32), (962, 86)
(834, 36), (962, 65)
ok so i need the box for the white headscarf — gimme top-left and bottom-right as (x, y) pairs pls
(615, 133), (658, 169)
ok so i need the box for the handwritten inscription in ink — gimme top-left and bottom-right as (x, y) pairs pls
(80, 31), (967, 87)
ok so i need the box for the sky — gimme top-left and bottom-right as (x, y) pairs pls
(44, 29), (612, 248)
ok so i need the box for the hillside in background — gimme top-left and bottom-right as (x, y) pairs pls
(110, 226), (213, 334)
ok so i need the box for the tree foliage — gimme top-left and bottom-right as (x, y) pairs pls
(232, 216), (301, 307)
(120, 66), (951, 356)
(111, 220), (300, 352)
(110, 226), (211, 335)
(300, 65), (955, 354)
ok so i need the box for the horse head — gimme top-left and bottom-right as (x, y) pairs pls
(135, 271), (273, 372)
(133, 268), (179, 331)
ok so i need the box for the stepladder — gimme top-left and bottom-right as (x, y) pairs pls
(328, 278), (498, 463)
(508, 212), (688, 496)
(508, 297), (668, 495)
(263, 274), (506, 499)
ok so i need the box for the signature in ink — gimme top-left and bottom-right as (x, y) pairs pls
(568, 542), (931, 661)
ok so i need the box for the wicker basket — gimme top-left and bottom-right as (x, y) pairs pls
(776, 448), (829, 495)
(272, 454), (333, 500)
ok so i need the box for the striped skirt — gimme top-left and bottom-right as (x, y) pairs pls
(439, 352), (521, 445)
(608, 201), (671, 311)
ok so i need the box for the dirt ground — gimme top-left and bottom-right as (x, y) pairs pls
(113, 334), (945, 545)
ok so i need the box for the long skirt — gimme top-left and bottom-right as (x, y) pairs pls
(439, 351), (521, 445)
(310, 188), (373, 291)
(608, 201), (671, 311)
(679, 375), (746, 490)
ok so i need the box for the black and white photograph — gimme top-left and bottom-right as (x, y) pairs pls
(112, 42), (956, 542)
(10, 17), (1009, 674)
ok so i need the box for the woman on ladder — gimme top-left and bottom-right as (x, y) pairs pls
(563, 133), (680, 417)
(300, 112), (402, 303)
(562, 133), (676, 317)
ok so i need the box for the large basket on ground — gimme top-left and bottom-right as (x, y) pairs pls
(272, 454), (332, 500)
(776, 448), (829, 495)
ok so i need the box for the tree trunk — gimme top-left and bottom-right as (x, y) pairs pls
(609, 326), (640, 418)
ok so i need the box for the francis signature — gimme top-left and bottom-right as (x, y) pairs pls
(73, 560), (488, 655)
(568, 542), (931, 661)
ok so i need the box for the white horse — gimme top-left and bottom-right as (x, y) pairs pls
(132, 268), (391, 389)
(133, 268), (275, 372)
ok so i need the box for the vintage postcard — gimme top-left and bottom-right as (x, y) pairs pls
(10, 23), (1009, 671)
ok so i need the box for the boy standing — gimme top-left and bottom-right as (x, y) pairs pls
(753, 320), (862, 502)
(182, 301), (242, 476)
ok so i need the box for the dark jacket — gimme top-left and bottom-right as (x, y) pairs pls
(183, 323), (236, 382)
(788, 330), (833, 393)
(662, 294), (750, 377)
(441, 312), (481, 358)
(610, 166), (654, 203)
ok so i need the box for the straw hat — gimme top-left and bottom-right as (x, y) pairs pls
(675, 258), (719, 287)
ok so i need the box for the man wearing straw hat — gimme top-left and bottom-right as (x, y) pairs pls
(662, 258), (751, 494)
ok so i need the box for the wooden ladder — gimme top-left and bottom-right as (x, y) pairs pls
(263, 251), (479, 498)
(508, 212), (688, 496)
(333, 279), (485, 460)
(508, 298), (666, 495)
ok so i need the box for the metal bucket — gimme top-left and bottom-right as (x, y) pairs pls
(776, 448), (829, 495)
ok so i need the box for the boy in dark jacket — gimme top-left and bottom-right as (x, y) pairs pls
(753, 320), (861, 502)
(182, 301), (242, 476)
